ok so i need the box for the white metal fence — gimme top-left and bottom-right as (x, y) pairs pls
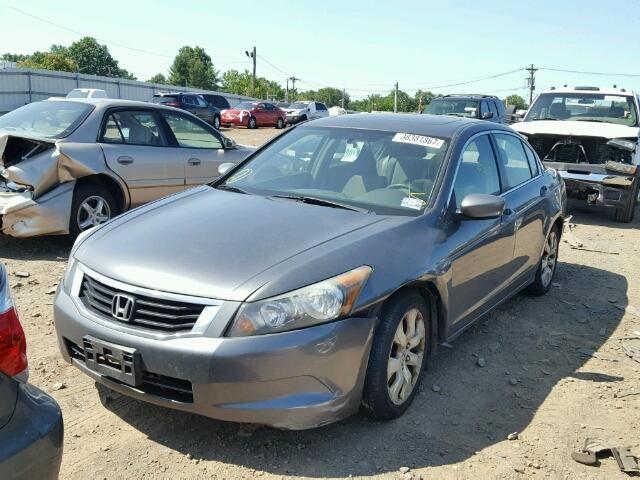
(0, 67), (255, 113)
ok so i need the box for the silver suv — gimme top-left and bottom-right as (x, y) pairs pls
(285, 101), (329, 124)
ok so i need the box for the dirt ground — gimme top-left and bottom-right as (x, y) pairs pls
(2, 125), (640, 480)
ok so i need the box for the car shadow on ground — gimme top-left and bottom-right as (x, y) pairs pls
(99, 260), (627, 477)
(0, 234), (73, 262)
(566, 200), (640, 230)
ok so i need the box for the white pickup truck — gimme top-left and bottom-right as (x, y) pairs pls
(513, 86), (640, 222)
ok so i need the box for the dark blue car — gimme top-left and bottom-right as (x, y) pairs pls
(0, 264), (63, 479)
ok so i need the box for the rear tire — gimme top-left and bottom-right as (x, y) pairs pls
(362, 292), (429, 420)
(248, 116), (257, 129)
(69, 183), (116, 237)
(525, 224), (560, 295)
(614, 180), (638, 223)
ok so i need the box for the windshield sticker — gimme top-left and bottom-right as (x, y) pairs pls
(341, 141), (364, 162)
(604, 95), (627, 102)
(227, 168), (252, 183)
(401, 196), (426, 210)
(392, 132), (444, 149)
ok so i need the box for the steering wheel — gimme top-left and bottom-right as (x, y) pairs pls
(387, 183), (410, 190)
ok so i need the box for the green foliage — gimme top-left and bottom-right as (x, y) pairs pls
(221, 69), (284, 99)
(1, 53), (28, 62)
(505, 94), (528, 110)
(147, 73), (167, 84)
(168, 46), (219, 90)
(17, 52), (77, 72)
(295, 87), (349, 108)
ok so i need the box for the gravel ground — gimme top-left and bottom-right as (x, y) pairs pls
(2, 126), (639, 479)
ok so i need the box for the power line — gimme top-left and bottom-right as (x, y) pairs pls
(540, 67), (640, 77)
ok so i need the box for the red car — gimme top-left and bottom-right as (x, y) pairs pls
(221, 101), (286, 129)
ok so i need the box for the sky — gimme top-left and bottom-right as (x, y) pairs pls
(2, 0), (640, 101)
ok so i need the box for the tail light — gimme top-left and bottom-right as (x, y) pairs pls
(164, 101), (181, 108)
(0, 269), (28, 380)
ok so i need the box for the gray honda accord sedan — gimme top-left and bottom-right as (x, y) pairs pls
(53, 114), (566, 429)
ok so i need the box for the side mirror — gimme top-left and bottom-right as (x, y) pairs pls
(218, 162), (235, 175)
(482, 111), (494, 119)
(223, 137), (237, 149)
(459, 194), (505, 219)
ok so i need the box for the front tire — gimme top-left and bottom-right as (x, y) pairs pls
(525, 224), (560, 295)
(362, 292), (429, 420)
(248, 116), (257, 129)
(213, 115), (221, 130)
(275, 117), (284, 129)
(614, 179), (638, 223)
(70, 183), (116, 237)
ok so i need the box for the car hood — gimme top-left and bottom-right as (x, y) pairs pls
(222, 108), (251, 115)
(286, 109), (306, 115)
(74, 187), (385, 301)
(513, 120), (640, 139)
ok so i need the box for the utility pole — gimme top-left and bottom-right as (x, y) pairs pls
(341, 88), (345, 109)
(394, 82), (399, 113)
(289, 76), (298, 100)
(245, 47), (256, 94)
(526, 64), (538, 105)
(285, 78), (289, 102)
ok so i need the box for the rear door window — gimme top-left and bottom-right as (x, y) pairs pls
(493, 133), (533, 189)
(522, 141), (540, 176)
(163, 113), (223, 149)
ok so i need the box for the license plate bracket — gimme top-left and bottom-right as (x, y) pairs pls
(83, 335), (142, 387)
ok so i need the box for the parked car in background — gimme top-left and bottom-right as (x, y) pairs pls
(275, 101), (291, 110)
(54, 114), (565, 430)
(221, 101), (286, 129)
(199, 94), (231, 112)
(425, 94), (506, 123)
(0, 98), (252, 237)
(513, 86), (640, 222)
(285, 100), (330, 124)
(151, 92), (222, 129)
(0, 264), (63, 480)
(66, 88), (108, 99)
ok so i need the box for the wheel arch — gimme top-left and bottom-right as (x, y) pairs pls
(74, 173), (128, 215)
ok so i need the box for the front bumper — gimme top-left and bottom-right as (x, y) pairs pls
(286, 115), (302, 124)
(0, 383), (64, 480)
(53, 286), (375, 429)
(221, 116), (248, 127)
(0, 182), (74, 237)
(558, 170), (636, 208)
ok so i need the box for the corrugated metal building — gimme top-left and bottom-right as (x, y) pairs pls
(0, 67), (255, 113)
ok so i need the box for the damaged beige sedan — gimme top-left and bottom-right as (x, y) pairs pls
(0, 99), (252, 237)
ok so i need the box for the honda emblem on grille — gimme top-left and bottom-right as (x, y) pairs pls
(111, 294), (135, 322)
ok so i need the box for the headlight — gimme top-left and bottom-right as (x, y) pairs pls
(62, 257), (78, 295)
(227, 266), (372, 337)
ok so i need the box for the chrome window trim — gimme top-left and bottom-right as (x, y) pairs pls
(69, 262), (222, 339)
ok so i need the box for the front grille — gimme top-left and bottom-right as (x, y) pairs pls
(79, 274), (205, 332)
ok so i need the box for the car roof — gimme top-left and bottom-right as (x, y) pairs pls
(436, 94), (499, 100)
(43, 97), (187, 112)
(301, 113), (507, 137)
(540, 86), (636, 96)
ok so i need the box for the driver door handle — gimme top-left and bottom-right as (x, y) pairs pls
(117, 156), (134, 165)
(188, 158), (201, 166)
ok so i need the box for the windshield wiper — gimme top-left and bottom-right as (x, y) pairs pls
(531, 118), (559, 121)
(215, 184), (249, 194)
(270, 194), (372, 213)
(574, 119), (610, 123)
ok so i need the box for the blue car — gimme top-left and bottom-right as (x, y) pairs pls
(0, 264), (63, 479)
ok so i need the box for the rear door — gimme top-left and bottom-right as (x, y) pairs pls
(162, 112), (241, 187)
(492, 132), (547, 283)
(445, 133), (516, 329)
(100, 109), (184, 207)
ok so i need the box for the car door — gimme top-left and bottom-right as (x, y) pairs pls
(253, 103), (270, 126)
(100, 109), (185, 207)
(194, 95), (213, 124)
(493, 132), (547, 283)
(444, 133), (516, 329)
(161, 112), (241, 187)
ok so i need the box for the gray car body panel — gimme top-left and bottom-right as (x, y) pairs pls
(54, 114), (566, 428)
(0, 99), (253, 237)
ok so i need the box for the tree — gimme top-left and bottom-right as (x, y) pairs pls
(168, 46), (219, 89)
(147, 73), (167, 84)
(296, 87), (348, 108)
(1, 53), (28, 62)
(220, 69), (284, 99)
(505, 94), (527, 110)
(414, 90), (438, 111)
(65, 37), (131, 77)
(17, 52), (77, 72)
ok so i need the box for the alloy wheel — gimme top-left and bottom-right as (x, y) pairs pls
(540, 230), (558, 287)
(77, 195), (111, 231)
(387, 308), (426, 405)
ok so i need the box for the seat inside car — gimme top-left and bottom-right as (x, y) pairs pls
(322, 144), (387, 197)
(377, 143), (439, 189)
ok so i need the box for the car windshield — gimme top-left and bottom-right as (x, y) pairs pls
(234, 102), (257, 110)
(277, 102), (290, 108)
(0, 101), (92, 139)
(525, 92), (638, 126)
(289, 102), (309, 109)
(425, 99), (478, 118)
(218, 126), (449, 216)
